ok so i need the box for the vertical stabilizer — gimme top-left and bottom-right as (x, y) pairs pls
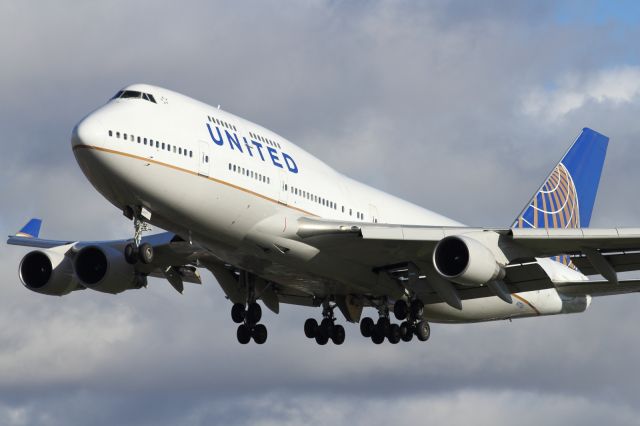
(513, 128), (609, 230)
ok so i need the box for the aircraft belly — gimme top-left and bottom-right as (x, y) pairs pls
(424, 289), (566, 323)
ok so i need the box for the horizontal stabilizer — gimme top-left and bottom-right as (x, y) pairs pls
(16, 218), (42, 238)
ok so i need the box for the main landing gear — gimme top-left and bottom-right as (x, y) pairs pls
(303, 301), (345, 345)
(359, 299), (430, 344)
(231, 272), (268, 344)
(123, 206), (154, 265)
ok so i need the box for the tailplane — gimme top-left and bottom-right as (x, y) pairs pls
(513, 128), (609, 230)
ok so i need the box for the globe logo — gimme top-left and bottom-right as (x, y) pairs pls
(515, 162), (579, 268)
(517, 162), (580, 229)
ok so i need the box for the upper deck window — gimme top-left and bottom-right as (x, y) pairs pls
(111, 90), (157, 104)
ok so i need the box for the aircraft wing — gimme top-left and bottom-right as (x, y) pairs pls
(7, 219), (203, 292)
(292, 218), (640, 306)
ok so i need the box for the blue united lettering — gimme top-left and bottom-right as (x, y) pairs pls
(206, 123), (299, 174)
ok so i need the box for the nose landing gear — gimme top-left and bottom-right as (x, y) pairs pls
(123, 206), (154, 265)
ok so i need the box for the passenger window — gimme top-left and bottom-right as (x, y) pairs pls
(162, 143), (165, 149)
(108, 130), (113, 137)
(156, 141), (159, 148)
(179, 148), (182, 155)
(190, 151), (193, 157)
(124, 134), (127, 140)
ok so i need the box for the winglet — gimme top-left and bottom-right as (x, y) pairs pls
(15, 218), (42, 238)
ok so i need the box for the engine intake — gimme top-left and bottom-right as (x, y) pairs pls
(74, 245), (144, 294)
(433, 235), (505, 286)
(19, 250), (76, 295)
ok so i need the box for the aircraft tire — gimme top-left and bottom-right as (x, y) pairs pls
(400, 322), (413, 342)
(252, 324), (268, 344)
(410, 299), (424, 318)
(304, 318), (318, 338)
(231, 303), (245, 323)
(138, 243), (154, 264)
(315, 326), (329, 345)
(124, 243), (138, 264)
(387, 324), (401, 344)
(394, 300), (408, 321)
(360, 317), (374, 337)
(415, 321), (430, 342)
(371, 325), (385, 344)
(247, 302), (262, 325)
(237, 324), (251, 344)
(331, 324), (345, 345)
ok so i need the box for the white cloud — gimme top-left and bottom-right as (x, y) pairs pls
(522, 67), (640, 121)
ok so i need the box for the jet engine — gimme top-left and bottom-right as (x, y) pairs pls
(433, 235), (505, 286)
(19, 249), (77, 296)
(74, 245), (145, 294)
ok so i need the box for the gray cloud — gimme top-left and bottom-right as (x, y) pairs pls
(3, 0), (640, 424)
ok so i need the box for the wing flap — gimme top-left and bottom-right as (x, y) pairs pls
(556, 279), (640, 297)
(571, 252), (640, 275)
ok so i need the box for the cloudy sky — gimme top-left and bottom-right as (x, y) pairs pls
(3, 1), (640, 424)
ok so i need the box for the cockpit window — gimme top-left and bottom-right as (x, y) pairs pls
(121, 90), (142, 99)
(111, 90), (157, 103)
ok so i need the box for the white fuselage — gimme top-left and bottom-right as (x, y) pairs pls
(71, 84), (590, 323)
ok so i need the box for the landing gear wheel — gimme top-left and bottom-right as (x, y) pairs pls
(231, 303), (246, 323)
(315, 326), (329, 345)
(410, 299), (424, 318)
(252, 324), (268, 344)
(124, 243), (138, 265)
(387, 324), (401, 344)
(376, 317), (390, 336)
(237, 324), (251, 344)
(331, 324), (345, 345)
(246, 302), (262, 325)
(394, 300), (408, 321)
(415, 320), (431, 342)
(304, 318), (318, 338)
(138, 243), (154, 264)
(371, 326), (385, 344)
(400, 321), (413, 342)
(320, 318), (333, 338)
(360, 317), (374, 338)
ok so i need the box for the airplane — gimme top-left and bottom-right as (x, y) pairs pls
(8, 83), (640, 346)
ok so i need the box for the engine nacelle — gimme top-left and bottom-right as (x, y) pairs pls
(19, 249), (77, 296)
(433, 235), (505, 286)
(74, 245), (144, 294)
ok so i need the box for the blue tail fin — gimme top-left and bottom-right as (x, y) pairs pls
(15, 218), (42, 238)
(513, 128), (609, 230)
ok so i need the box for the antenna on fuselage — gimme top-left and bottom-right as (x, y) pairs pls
(217, 104), (221, 109)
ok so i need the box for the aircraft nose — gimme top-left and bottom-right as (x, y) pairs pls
(71, 114), (106, 148)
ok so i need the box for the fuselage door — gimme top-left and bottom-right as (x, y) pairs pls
(278, 171), (288, 205)
(198, 140), (210, 177)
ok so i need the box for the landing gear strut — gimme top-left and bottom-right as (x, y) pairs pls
(359, 298), (430, 344)
(123, 206), (154, 265)
(304, 301), (345, 345)
(232, 271), (268, 344)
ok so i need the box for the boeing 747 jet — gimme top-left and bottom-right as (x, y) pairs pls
(9, 84), (640, 345)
